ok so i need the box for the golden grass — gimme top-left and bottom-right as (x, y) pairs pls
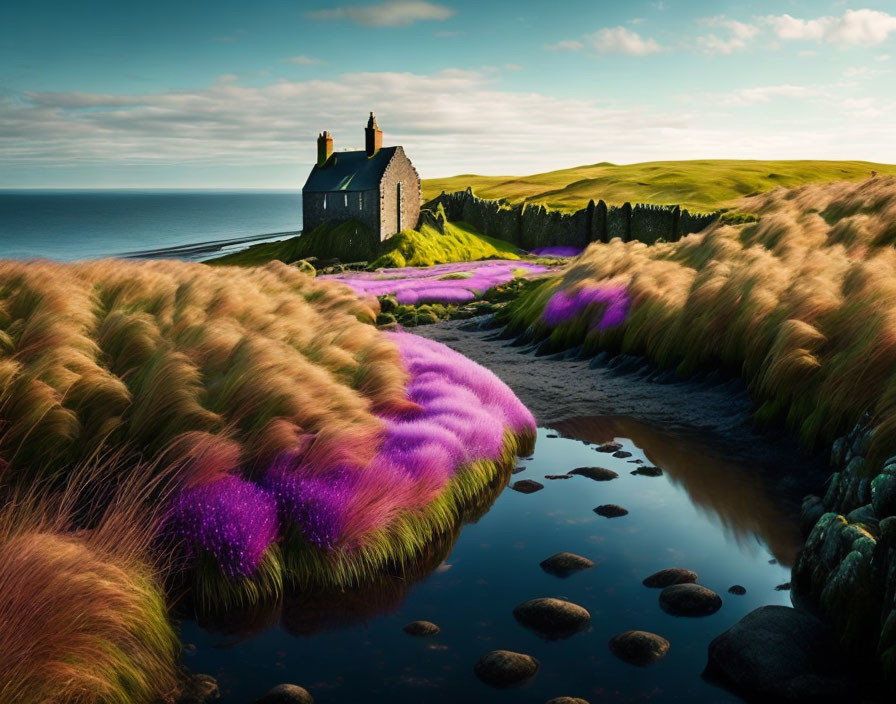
(0, 259), (405, 481)
(0, 463), (179, 704)
(501, 177), (896, 468)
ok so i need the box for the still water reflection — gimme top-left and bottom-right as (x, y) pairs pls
(180, 419), (802, 703)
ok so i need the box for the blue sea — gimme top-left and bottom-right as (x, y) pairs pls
(0, 190), (303, 261)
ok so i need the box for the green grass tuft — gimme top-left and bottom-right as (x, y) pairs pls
(370, 219), (521, 268)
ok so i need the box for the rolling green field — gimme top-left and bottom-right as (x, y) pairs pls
(422, 159), (896, 212)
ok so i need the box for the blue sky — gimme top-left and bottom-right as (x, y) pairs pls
(2, 0), (895, 187)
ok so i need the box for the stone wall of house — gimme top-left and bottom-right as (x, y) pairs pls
(426, 188), (719, 249)
(379, 147), (422, 240)
(794, 418), (896, 689)
(302, 189), (380, 236)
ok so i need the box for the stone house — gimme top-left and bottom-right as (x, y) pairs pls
(302, 113), (421, 240)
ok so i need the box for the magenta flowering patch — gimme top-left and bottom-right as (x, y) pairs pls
(530, 246), (584, 257)
(542, 284), (630, 330)
(263, 463), (356, 549)
(168, 475), (279, 577)
(321, 260), (552, 305)
(171, 331), (536, 575)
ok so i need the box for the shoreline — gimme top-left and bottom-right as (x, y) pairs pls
(415, 318), (828, 503)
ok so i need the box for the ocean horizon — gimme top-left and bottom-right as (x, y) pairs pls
(0, 189), (304, 262)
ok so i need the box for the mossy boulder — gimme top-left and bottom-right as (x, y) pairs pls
(608, 630), (670, 666)
(659, 584), (721, 617)
(643, 568), (698, 588)
(403, 620), (441, 637)
(539, 552), (596, 578)
(474, 650), (539, 688)
(255, 684), (314, 704)
(513, 597), (591, 639)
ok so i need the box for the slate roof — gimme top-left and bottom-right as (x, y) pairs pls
(303, 147), (398, 193)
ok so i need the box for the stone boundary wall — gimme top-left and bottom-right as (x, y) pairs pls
(796, 418), (896, 689)
(425, 188), (719, 250)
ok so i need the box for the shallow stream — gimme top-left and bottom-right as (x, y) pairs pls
(181, 417), (802, 703)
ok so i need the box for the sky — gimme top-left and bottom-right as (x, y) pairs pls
(1, 0), (895, 188)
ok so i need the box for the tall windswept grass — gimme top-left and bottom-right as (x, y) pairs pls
(0, 259), (401, 481)
(1, 258), (536, 609)
(0, 464), (179, 704)
(499, 177), (896, 468)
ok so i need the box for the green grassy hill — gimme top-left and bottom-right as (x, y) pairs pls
(207, 214), (522, 268)
(422, 159), (896, 212)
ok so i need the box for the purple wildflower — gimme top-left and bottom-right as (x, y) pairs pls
(320, 260), (553, 305)
(541, 284), (630, 330)
(262, 462), (356, 549)
(168, 475), (278, 578)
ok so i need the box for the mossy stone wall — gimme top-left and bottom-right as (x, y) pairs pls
(426, 188), (718, 250)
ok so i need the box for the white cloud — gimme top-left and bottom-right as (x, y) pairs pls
(587, 27), (662, 55)
(697, 15), (759, 54)
(3, 70), (894, 181)
(216, 74), (239, 84)
(764, 9), (896, 45)
(696, 16), (759, 54)
(720, 84), (830, 107)
(306, 1), (455, 27)
(285, 55), (322, 66)
(544, 39), (584, 51)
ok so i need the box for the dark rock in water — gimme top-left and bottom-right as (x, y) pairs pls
(728, 585), (747, 595)
(540, 552), (596, 578)
(594, 504), (628, 518)
(546, 698), (590, 704)
(660, 584), (722, 616)
(775, 582), (792, 591)
(608, 630), (671, 666)
(511, 479), (544, 494)
(474, 649), (539, 687)
(568, 466), (618, 481)
(595, 442), (623, 453)
(545, 474), (573, 480)
(546, 433), (559, 438)
(704, 605), (851, 702)
(403, 620), (440, 636)
(631, 466), (663, 477)
(175, 673), (220, 704)
(512, 465), (527, 474)
(643, 568), (698, 588)
(255, 684), (314, 704)
(513, 597), (591, 639)
(769, 559), (777, 564)
(612, 450), (632, 458)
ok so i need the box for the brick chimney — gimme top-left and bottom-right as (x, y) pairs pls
(317, 131), (333, 167)
(365, 112), (382, 157)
